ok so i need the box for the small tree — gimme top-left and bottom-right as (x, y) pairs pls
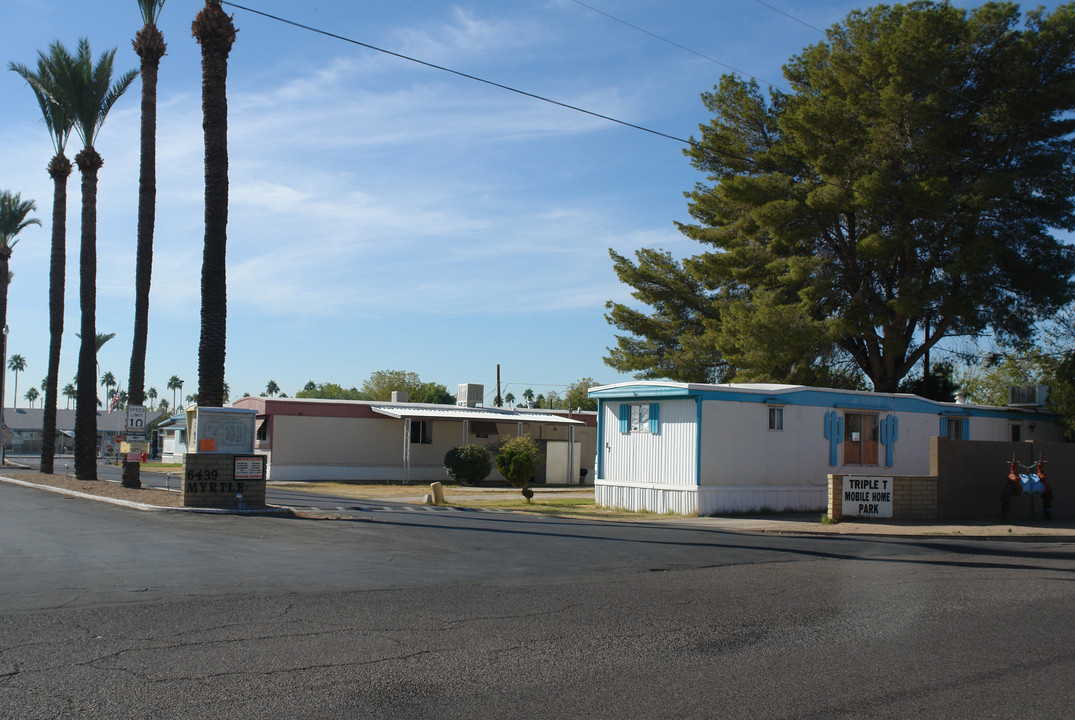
(495, 435), (542, 502)
(443, 444), (491, 487)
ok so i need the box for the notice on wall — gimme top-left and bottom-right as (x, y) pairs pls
(234, 455), (265, 481)
(842, 476), (893, 518)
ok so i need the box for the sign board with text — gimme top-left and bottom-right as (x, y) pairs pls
(234, 455), (265, 480)
(842, 476), (894, 518)
(126, 405), (147, 432)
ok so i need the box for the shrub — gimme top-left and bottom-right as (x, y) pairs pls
(495, 435), (542, 502)
(443, 444), (492, 486)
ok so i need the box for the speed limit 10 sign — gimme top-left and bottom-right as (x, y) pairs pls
(127, 405), (147, 431)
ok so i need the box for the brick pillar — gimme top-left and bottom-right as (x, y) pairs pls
(181, 453), (267, 508)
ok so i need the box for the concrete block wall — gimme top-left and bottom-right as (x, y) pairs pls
(181, 453), (266, 508)
(892, 477), (938, 521)
(829, 439), (1073, 522)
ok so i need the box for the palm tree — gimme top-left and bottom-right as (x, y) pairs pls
(100, 371), (116, 409)
(124, 0), (168, 489)
(56, 39), (137, 480)
(157, 398), (170, 415)
(24, 387), (39, 408)
(62, 383), (76, 409)
(193, 0), (237, 408)
(167, 374), (182, 409)
(146, 386), (158, 410)
(522, 388), (535, 407)
(7, 354), (27, 408)
(504, 392), (516, 407)
(9, 47), (75, 475)
(265, 379), (279, 397)
(0, 192), (40, 419)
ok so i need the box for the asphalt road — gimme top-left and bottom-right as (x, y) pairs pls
(1, 479), (1073, 719)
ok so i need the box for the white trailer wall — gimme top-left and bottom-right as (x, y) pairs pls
(596, 397), (700, 515)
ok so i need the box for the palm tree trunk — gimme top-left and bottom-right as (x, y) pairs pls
(123, 23), (166, 489)
(74, 147), (103, 480)
(40, 155), (71, 475)
(0, 248), (10, 444)
(194, 3), (236, 409)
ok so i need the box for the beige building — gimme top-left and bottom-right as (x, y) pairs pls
(230, 395), (597, 485)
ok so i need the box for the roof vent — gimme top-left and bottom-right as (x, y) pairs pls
(391, 390), (409, 403)
(1008, 384), (1049, 407)
(457, 384), (483, 408)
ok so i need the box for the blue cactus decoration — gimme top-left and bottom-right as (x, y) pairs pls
(824, 411), (843, 466)
(879, 415), (899, 467)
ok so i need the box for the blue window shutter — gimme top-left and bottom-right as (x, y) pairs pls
(649, 403), (660, 434)
(962, 417), (970, 439)
(940, 417), (948, 437)
(619, 404), (629, 434)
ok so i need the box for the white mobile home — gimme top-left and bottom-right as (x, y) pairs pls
(588, 381), (1063, 516)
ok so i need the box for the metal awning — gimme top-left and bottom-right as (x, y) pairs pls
(370, 405), (584, 425)
(370, 405), (583, 485)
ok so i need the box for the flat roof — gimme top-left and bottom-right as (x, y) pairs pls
(370, 405), (585, 425)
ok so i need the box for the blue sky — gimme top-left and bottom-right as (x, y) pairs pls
(1, 1), (1065, 406)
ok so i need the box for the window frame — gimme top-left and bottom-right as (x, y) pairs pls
(409, 419), (433, 444)
(768, 406), (784, 431)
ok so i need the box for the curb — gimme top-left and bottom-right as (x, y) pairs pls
(0, 475), (294, 517)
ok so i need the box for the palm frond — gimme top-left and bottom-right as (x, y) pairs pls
(7, 52), (75, 154)
(45, 38), (136, 149)
(137, 0), (166, 25)
(0, 191), (41, 248)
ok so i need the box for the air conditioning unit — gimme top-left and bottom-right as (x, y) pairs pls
(1007, 384), (1049, 407)
(457, 383), (484, 408)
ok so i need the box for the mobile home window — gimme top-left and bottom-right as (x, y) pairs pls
(768, 407), (784, 431)
(410, 420), (433, 444)
(941, 416), (970, 440)
(619, 403), (660, 434)
(843, 412), (879, 465)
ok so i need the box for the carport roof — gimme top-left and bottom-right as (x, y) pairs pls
(370, 405), (584, 426)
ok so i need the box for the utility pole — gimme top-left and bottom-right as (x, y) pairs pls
(495, 364), (503, 407)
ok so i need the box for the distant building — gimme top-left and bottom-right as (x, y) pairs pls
(588, 381), (1064, 516)
(1, 407), (164, 458)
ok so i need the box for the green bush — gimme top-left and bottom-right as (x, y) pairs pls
(495, 435), (542, 502)
(443, 444), (492, 486)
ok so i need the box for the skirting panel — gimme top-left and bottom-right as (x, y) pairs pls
(596, 481), (699, 516)
(597, 480), (825, 516)
(697, 485), (826, 515)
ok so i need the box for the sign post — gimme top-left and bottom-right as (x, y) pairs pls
(125, 405), (148, 465)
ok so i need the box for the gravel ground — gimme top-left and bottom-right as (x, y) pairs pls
(0, 468), (184, 507)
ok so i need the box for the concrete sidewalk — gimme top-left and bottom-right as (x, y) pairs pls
(674, 513), (1075, 539)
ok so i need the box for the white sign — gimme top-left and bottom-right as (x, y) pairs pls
(234, 456), (265, 480)
(842, 476), (894, 518)
(127, 405), (147, 431)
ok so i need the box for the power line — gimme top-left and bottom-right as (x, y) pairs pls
(220, 1), (691, 145)
(219, 2), (1067, 237)
(566, 0), (785, 91)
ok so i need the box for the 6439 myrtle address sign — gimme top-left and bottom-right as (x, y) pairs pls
(842, 476), (893, 518)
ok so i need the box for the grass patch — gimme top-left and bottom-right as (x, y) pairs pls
(275, 482), (679, 521)
(449, 495), (679, 521)
(142, 462), (183, 471)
